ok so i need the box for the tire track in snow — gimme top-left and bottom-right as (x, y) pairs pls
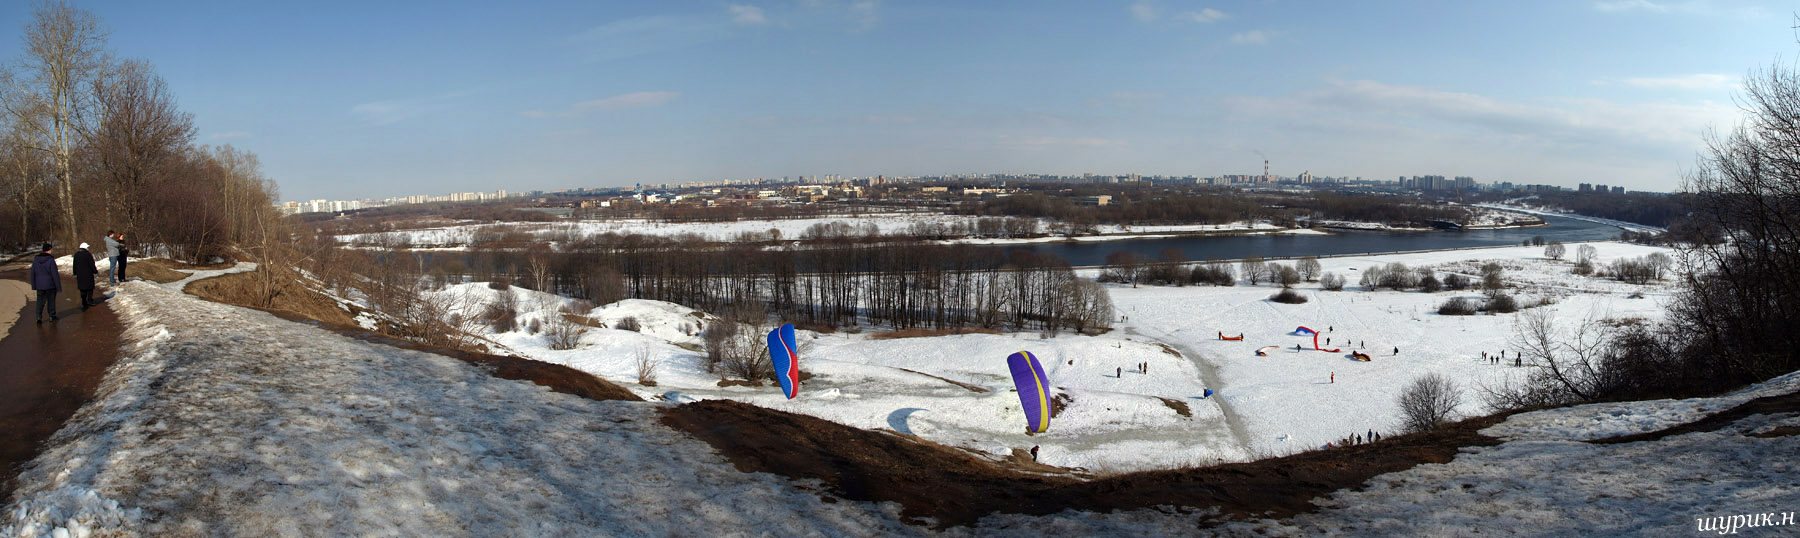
(1121, 326), (1254, 458)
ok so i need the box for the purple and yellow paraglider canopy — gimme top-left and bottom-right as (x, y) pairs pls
(1007, 351), (1051, 433)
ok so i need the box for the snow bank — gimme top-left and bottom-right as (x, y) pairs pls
(3, 282), (920, 536)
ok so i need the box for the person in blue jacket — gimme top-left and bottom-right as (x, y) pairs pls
(29, 242), (61, 322)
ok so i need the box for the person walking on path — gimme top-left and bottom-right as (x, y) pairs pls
(72, 242), (98, 310)
(29, 243), (60, 322)
(103, 231), (121, 285)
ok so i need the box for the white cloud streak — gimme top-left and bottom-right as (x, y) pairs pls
(1230, 30), (1269, 45)
(729, 4), (768, 25)
(1181, 8), (1227, 23)
(574, 91), (680, 112)
(1620, 73), (1735, 90)
(1130, 1), (1157, 23)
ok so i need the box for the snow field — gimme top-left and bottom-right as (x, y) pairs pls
(431, 282), (1246, 473)
(1110, 241), (1679, 455)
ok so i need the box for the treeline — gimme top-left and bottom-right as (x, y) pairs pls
(346, 236), (1114, 334)
(1476, 191), (1691, 229)
(0, 2), (275, 260)
(958, 187), (1473, 228)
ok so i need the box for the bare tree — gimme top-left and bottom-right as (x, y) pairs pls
(1397, 373), (1462, 432)
(1511, 307), (1614, 402)
(90, 59), (193, 232)
(2, 1), (112, 249)
(1576, 244), (1598, 265)
(543, 310), (587, 350)
(1296, 256), (1321, 282)
(1240, 255), (1268, 285)
(1544, 241), (1566, 261)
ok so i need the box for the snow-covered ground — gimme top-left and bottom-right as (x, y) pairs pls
(428, 240), (1680, 471)
(2, 281), (922, 537)
(8, 241), (1795, 536)
(1476, 203), (1665, 234)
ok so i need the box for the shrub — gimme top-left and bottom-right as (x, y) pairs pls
(1438, 297), (1477, 315)
(1319, 272), (1346, 291)
(634, 344), (658, 386)
(487, 279), (511, 290)
(703, 319), (737, 373)
(482, 290), (518, 333)
(1297, 256), (1322, 282)
(1273, 264), (1301, 288)
(1486, 293), (1519, 314)
(1572, 260), (1594, 276)
(1419, 274), (1442, 293)
(1269, 288), (1309, 304)
(1398, 373), (1463, 432)
(616, 316), (642, 332)
(1190, 264), (1235, 286)
(1444, 273), (1471, 290)
(544, 314), (587, 350)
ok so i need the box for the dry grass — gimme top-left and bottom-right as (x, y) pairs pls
(184, 268), (360, 327)
(869, 327), (1004, 340)
(125, 258), (198, 284)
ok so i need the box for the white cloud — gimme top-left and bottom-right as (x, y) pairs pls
(1594, 0), (1670, 12)
(849, 0), (879, 30)
(1130, 1), (1157, 23)
(729, 4), (768, 25)
(569, 16), (728, 62)
(350, 90), (479, 126)
(1227, 78), (1734, 148)
(1621, 73), (1735, 90)
(998, 135), (1128, 150)
(1230, 30), (1269, 45)
(573, 91), (680, 112)
(209, 131), (251, 140)
(1181, 8), (1227, 23)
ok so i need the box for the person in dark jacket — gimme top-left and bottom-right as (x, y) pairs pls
(72, 242), (98, 310)
(29, 243), (60, 322)
(114, 233), (129, 282)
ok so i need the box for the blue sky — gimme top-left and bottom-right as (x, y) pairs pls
(0, 1), (1785, 201)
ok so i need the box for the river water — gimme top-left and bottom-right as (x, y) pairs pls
(979, 214), (1626, 267)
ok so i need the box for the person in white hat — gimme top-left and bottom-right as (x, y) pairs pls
(72, 241), (100, 310)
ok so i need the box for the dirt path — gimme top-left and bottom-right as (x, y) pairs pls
(1122, 326), (1255, 456)
(0, 268), (124, 505)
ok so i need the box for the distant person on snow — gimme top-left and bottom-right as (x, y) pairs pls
(1330, 372), (1335, 384)
(103, 231), (121, 285)
(1116, 367), (1121, 378)
(1030, 445), (1039, 462)
(1393, 346), (1399, 356)
(30, 243), (60, 322)
(73, 242), (98, 310)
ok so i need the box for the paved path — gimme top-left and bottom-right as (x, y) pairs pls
(0, 266), (123, 504)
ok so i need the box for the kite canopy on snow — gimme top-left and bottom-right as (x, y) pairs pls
(1256, 345), (1280, 357)
(1007, 351), (1051, 433)
(1294, 326), (1341, 353)
(767, 323), (800, 399)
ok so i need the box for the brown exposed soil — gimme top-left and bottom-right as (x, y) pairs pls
(1157, 397), (1193, 417)
(660, 399), (1511, 529)
(870, 327), (1004, 340)
(895, 367), (990, 393)
(1588, 389), (1800, 445)
(0, 268), (123, 505)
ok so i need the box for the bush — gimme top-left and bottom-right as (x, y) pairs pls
(1572, 260), (1594, 276)
(482, 290), (518, 333)
(1269, 288), (1309, 304)
(634, 344), (658, 387)
(1444, 273), (1471, 290)
(616, 316), (642, 332)
(1319, 272), (1346, 291)
(1397, 373), (1463, 432)
(544, 314), (587, 350)
(1438, 297), (1478, 315)
(1189, 264), (1235, 286)
(1273, 264), (1301, 288)
(1486, 293), (1519, 314)
(1419, 274), (1442, 293)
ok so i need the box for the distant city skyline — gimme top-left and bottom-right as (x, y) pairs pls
(1, 1), (1781, 201)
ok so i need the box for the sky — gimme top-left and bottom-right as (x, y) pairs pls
(0, 0), (1787, 201)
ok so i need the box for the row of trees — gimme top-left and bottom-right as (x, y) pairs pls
(353, 235), (1115, 336)
(0, 2), (276, 260)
